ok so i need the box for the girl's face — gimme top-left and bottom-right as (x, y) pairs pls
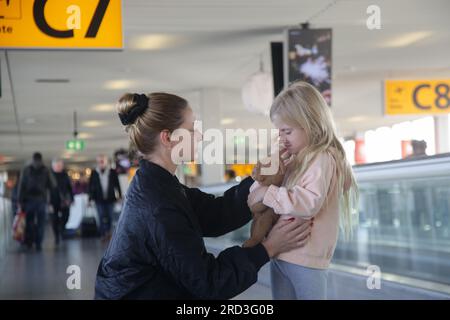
(272, 115), (309, 156)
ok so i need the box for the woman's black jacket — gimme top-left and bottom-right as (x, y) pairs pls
(95, 160), (269, 299)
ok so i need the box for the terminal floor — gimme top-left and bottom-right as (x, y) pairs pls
(1, 228), (449, 300)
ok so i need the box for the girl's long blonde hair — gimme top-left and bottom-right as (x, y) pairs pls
(270, 81), (359, 239)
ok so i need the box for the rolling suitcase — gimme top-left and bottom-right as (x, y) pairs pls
(81, 205), (99, 238)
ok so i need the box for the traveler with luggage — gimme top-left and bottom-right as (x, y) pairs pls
(50, 158), (74, 246)
(88, 154), (122, 242)
(17, 152), (56, 251)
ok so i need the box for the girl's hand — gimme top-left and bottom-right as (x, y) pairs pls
(252, 148), (290, 187)
(280, 148), (294, 167)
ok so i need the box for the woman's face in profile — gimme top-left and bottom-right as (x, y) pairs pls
(171, 106), (202, 163)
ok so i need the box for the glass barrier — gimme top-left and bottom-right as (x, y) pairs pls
(334, 154), (450, 286)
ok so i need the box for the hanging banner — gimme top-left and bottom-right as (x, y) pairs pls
(285, 28), (332, 105)
(385, 79), (450, 115)
(0, 0), (122, 49)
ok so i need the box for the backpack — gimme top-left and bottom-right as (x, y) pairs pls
(26, 166), (48, 196)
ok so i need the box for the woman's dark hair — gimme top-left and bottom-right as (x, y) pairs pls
(117, 92), (188, 155)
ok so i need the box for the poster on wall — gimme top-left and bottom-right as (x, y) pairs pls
(285, 28), (332, 105)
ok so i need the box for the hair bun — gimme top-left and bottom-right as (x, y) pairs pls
(118, 93), (149, 125)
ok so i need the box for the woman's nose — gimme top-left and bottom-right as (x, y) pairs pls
(194, 130), (203, 142)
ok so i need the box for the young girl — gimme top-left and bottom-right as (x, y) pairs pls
(247, 81), (359, 300)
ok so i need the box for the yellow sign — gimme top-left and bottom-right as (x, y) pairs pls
(385, 80), (450, 115)
(0, 0), (122, 49)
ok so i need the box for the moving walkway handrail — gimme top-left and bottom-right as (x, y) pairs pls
(200, 153), (450, 194)
(354, 152), (450, 182)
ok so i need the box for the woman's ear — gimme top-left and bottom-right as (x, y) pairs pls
(159, 130), (172, 149)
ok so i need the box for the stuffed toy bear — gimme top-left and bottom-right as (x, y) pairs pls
(243, 153), (288, 248)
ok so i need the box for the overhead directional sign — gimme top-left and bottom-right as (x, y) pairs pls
(0, 0), (122, 49)
(385, 80), (450, 115)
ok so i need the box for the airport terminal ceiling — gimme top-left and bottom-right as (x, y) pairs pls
(1, 0), (450, 168)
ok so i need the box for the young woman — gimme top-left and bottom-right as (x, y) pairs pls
(94, 92), (312, 299)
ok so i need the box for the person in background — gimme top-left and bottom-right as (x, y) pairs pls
(411, 140), (427, 157)
(50, 158), (74, 246)
(17, 152), (56, 251)
(88, 155), (122, 242)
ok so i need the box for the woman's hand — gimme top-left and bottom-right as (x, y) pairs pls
(262, 217), (312, 258)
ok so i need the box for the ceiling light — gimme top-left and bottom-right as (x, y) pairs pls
(129, 34), (179, 50)
(242, 58), (274, 116)
(242, 71), (274, 115)
(381, 31), (431, 48)
(77, 133), (93, 139)
(82, 120), (105, 128)
(103, 80), (135, 90)
(220, 118), (235, 125)
(91, 104), (115, 112)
